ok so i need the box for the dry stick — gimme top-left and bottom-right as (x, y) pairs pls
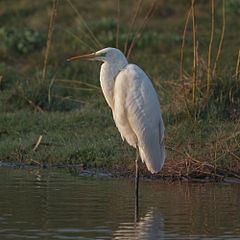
(17, 94), (44, 112)
(127, 0), (157, 60)
(67, 0), (102, 49)
(207, 0), (214, 96)
(180, 6), (192, 121)
(123, 0), (143, 56)
(212, 0), (225, 79)
(116, 0), (120, 49)
(191, 0), (197, 108)
(42, 0), (58, 83)
(235, 49), (240, 81)
(33, 135), (43, 151)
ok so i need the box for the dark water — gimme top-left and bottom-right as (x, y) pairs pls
(0, 165), (240, 240)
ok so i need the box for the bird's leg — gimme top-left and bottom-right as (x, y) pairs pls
(135, 145), (141, 223)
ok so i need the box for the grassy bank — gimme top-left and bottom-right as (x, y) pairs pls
(0, 0), (239, 180)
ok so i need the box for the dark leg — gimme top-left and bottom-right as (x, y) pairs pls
(135, 145), (140, 223)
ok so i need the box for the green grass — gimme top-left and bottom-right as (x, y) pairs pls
(0, 0), (239, 179)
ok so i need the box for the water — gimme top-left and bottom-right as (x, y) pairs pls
(0, 165), (240, 240)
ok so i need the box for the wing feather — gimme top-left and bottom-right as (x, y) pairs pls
(113, 64), (165, 173)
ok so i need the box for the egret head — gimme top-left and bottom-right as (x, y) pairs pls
(68, 47), (128, 65)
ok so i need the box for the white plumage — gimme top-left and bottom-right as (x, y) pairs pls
(68, 47), (166, 174)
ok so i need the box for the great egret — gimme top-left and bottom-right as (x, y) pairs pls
(68, 47), (166, 217)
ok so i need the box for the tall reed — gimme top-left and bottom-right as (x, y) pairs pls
(123, 0), (143, 56)
(42, 0), (58, 83)
(116, 0), (120, 49)
(207, 0), (214, 96)
(180, 6), (192, 120)
(212, 0), (225, 79)
(126, 0), (157, 59)
(191, 0), (197, 107)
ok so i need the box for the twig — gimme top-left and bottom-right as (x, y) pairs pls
(116, 0), (120, 49)
(29, 158), (41, 165)
(16, 94), (44, 112)
(207, 0), (214, 96)
(42, 0), (58, 82)
(212, 0), (225, 79)
(228, 151), (240, 161)
(180, 6), (192, 120)
(127, 0), (157, 59)
(67, 0), (102, 49)
(123, 0), (143, 56)
(33, 135), (43, 151)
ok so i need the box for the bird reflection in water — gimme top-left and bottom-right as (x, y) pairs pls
(114, 207), (164, 240)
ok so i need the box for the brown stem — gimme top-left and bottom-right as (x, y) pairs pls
(42, 0), (58, 82)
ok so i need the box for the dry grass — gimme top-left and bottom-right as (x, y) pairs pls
(212, 0), (225, 79)
(126, 0), (158, 59)
(180, 6), (192, 120)
(235, 49), (240, 81)
(42, 0), (58, 82)
(123, 0), (143, 56)
(207, 0), (215, 96)
(191, 0), (197, 108)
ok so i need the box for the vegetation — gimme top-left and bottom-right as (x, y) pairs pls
(0, 0), (239, 180)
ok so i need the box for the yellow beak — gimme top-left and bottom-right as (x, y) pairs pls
(67, 53), (96, 62)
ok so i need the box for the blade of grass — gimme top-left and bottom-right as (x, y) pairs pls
(212, 0), (225, 79)
(64, 29), (96, 52)
(56, 79), (100, 89)
(55, 85), (96, 91)
(123, 0), (143, 56)
(67, 0), (102, 49)
(42, 0), (58, 83)
(116, 0), (120, 49)
(191, 0), (197, 108)
(207, 0), (214, 96)
(180, 6), (192, 120)
(235, 49), (240, 81)
(126, 0), (157, 59)
(52, 95), (89, 104)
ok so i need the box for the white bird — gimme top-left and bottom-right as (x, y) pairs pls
(68, 47), (166, 212)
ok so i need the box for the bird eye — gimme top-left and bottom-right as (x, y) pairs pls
(99, 52), (106, 57)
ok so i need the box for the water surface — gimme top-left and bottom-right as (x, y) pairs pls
(0, 165), (240, 239)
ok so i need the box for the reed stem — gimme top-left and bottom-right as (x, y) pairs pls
(42, 0), (58, 83)
(127, 0), (157, 59)
(212, 0), (225, 79)
(116, 0), (120, 49)
(207, 0), (214, 96)
(123, 0), (143, 56)
(191, 0), (197, 108)
(180, 6), (192, 120)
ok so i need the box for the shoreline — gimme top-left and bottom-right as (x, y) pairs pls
(1, 161), (240, 184)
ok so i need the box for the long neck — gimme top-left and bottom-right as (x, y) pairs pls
(100, 61), (127, 109)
